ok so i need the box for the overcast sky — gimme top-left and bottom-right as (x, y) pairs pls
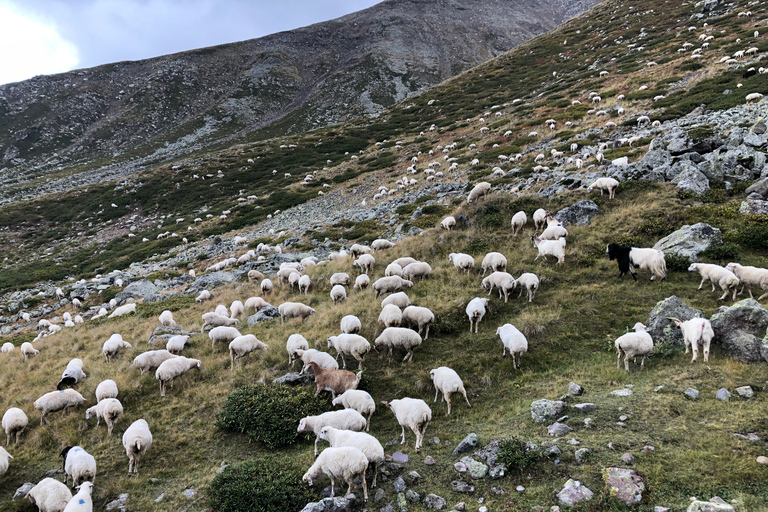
(0, 0), (382, 85)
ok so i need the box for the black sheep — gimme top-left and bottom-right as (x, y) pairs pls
(606, 243), (637, 281)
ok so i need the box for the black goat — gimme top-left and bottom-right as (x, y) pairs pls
(606, 243), (637, 281)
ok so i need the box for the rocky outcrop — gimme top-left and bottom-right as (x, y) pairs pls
(653, 223), (722, 262)
(710, 299), (768, 363)
(647, 296), (704, 346)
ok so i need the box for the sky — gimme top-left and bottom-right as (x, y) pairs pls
(0, 0), (382, 85)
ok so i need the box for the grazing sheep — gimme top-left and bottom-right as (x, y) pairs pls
(330, 273), (351, 286)
(430, 367), (471, 415)
(496, 324), (528, 369)
(746, 92), (764, 103)
(230, 300), (245, 320)
(1, 342), (13, 354)
(62, 481), (92, 512)
(61, 446), (96, 487)
(606, 244), (667, 281)
(85, 398), (123, 436)
(318, 426), (384, 487)
(132, 350), (178, 374)
(385, 262), (404, 278)
(278, 302), (316, 323)
(381, 292), (410, 309)
(533, 209), (548, 231)
(532, 236), (566, 264)
(248, 270), (265, 282)
(302, 361), (361, 399)
(725, 263), (768, 300)
(0, 446), (11, 476)
(587, 177), (620, 199)
(166, 335), (190, 354)
(466, 297), (490, 334)
(353, 274), (370, 291)
(482, 271), (516, 303)
(441, 216), (456, 230)
(108, 303), (136, 318)
(155, 357), (202, 397)
(402, 306), (435, 339)
(122, 419), (152, 474)
(202, 312), (239, 329)
(229, 335), (268, 370)
(2, 407), (27, 445)
(21, 342), (39, 360)
(327, 334), (371, 369)
(392, 257), (418, 268)
(57, 359), (87, 390)
(286, 334), (310, 365)
(261, 278), (274, 295)
(298, 409), (367, 455)
(371, 239), (396, 250)
(102, 334), (132, 363)
(298, 275), (312, 294)
(667, 317), (714, 363)
(467, 182), (491, 203)
(195, 290), (212, 303)
(302, 446), (369, 501)
(373, 276), (413, 297)
(332, 390), (376, 431)
(330, 285), (348, 305)
(350, 244), (374, 258)
(25, 478), (73, 512)
(511, 211), (527, 235)
(341, 315), (362, 334)
(374, 327), (422, 362)
(449, 252), (475, 273)
(295, 349), (339, 370)
(481, 252), (507, 275)
(94, 380), (118, 402)
(378, 304), (403, 328)
(402, 261), (432, 281)
(539, 224), (568, 240)
(381, 398), (431, 452)
(614, 322), (654, 371)
(513, 272), (540, 302)
(244, 296), (271, 311)
(688, 263), (740, 301)
(158, 310), (176, 327)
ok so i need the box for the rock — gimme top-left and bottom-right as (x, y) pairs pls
(182, 488), (196, 498)
(530, 399), (566, 423)
(735, 386), (754, 398)
(655, 507), (671, 512)
(397, 495), (408, 512)
(745, 177), (768, 198)
(739, 195), (768, 214)
(114, 279), (157, 303)
(13, 482), (35, 499)
(450, 481), (475, 493)
(557, 479), (593, 507)
(602, 467), (645, 505)
(188, 271), (236, 293)
(405, 490), (420, 503)
(429, 437), (441, 445)
(653, 223), (722, 262)
(619, 415), (628, 421)
(392, 451), (409, 463)
(406, 471), (420, 483)
(620, 453), (635, 465)
(671, 162), (710, 194)
(647, 296), (704, 346)
(638, 138), (672, 180)
(743, 132), (766, 148)
(716, 388), (731, 401)
(424, 456), (436, 465)
(757, 456), (768, 465)
(547, 422), (572, 436)
(516, 485), (525, 493)
(452, 433), (479, 455)
(568, 382), (583, 396)
(155, 494), (165, 503)
(642, 445), (655, 453)
(732, 433), (759, 441)
(460, 456), (488, 479)
(685, 388), (699, 399)
(575, 448), (591, 463)
(106, 494), (129, 511)
(454, 461), (467, 473)
(686, 496), (735, 511)
(273, 372), (314, 385)
(423, 494), (446, 509)
(246, 306), (280, 325)
(584, 418), (593, 427)
(375, 489), (387, 502)
(393, 477), (406, 493)
(571, 403), (596, 412)
(554, 200), (599, 227)
(610, 389), (632, 397)
(545, 446), (561, 457)
(710, 299), (768, 363)
(455, 501), (466, 511)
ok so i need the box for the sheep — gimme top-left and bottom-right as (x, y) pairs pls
(612, 322), (654, 371)
(327, 334), (371, 369)
(371, 239), (396, 251)
(481, 252), (507, 275)
(402, 261), (432, 281)
(158, 310), (176, 327)
(2, 407), (27, 445)
(0, 446), (11, 477)
(278, 302), (316, 324)
(296, 274), (312, 295)
(165, 335), (189, 355)
(330, 285), (348, 305)
(21, 342), (39, 360)
(372, 276), (413, 298)
(195, 290), (212, 303)
(215, 303), (229, 316)
(61, 446), (96, 487)
(302, 361), (361, 399)
(374, 327), (422, 362)
(429, 367), (471, 416)
(385, 262), (403, 277)
(295, 349), (339, 369)
(533, 209), (548, 231)
(482, 271), (516, 303)
(353, 274), (370, 291)
(511, 211), (527, 235)
(725, 263), (768, 300)
(261, 278), (274, 295)
(688, 263), (740, 301)
(2, 342), (13, 354)
(466, 297), (490, 333)
(286, 334), (310, 365)
(122, 419), (152, 474)
(349, 244), (373, 258)
(57, 359), (87, 390)
(332, 390), (376, 431)
(302, 446), (369, 501)
(155, 356), (201, 397)
(25, 478), (73, 512)
(132, 350), (178, 374)
(338, 315), (361, 336)
(467, 182), (491, 203)
(248, 270), (265, 282)
(229, 334), (268, 370)
(62, 481), (92, 511)
(512, 272), (539, 302)
(85, 398), (123, 435)
(587, 177), (620, 199)
(746, 92), (764, 103)
(330, 273), (351, 286)
(378, 304), (403, 328)
(667, 317), (714, 363)
(532, 236), (566, 264)
(449, 252), (475, 273)
(201, 311), (239, 329)
(102, 334), (132, 363)
(244, 296), (271, 311)
(496, 323), (528, 369)
(94, 379), (118, 402)
(208, 326), (243, 351)
(606, 244), (667, 281)
(392, 257), (418, 268)
(108, 303), (136, 318)
(230, 300), (245, 320)
(318, 426), (384, 487)
(441, 216), (457, 230)
(401, 306), (435, 340)
(298, 409), (367, 456)
(277, 267), (298, 286)
(381, 398), (431, 452)
(540, 224), (568, 240)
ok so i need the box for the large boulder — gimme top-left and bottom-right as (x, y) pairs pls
(246, 306), (280, 326)
(557, 479), (593, 507)
(114, 279), (157, 304)
(554, 200), (599, 227)
(671, 162), (710, 195)
(300, 497), (353, 512)
(653, 223), (722, 262)
(710, 299), (768, 363)
(745, 177), (768, 199)
(687, 496), (735, 512)
(647, 296), (704, 346)
(530, 399), (566, 423)
(739, 193), (768, 215)
(602, 467), (645, 505)
(637, 138), (672, 181)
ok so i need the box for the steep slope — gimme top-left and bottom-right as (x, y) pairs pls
(0, 0), (598, 203)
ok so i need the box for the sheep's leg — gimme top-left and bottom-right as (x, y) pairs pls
(640, 356), (646, 369)
(5, 433), (9, 445)
(703, 340), (710, 363)
(469, 320), (473, 333)
(719, 288), (729, 301)
(698, 278), (706, 290)
(61, 405), (69, 417)
(400, 426), (406, 445)
(757, 290), (768, 301)
(414, 427), (422, 453)
(710, 280), (716, 292)
(445, 392), (452, 416)
(425, 324), (430, 340)
(356, 355), (364, 370)
(329, 477), (335, 497)
(462, 389), (472, 408)
(372, 462), (379, 487)
(691, 343), (698, 363)
(41, 412), (47, 426)
(503, 290), (508, 303)
(361, 472), (369, 501)
(366, 412), (372, 432)
(528, 288), (534, 302)
(617, 350), (622, 369)
(341, 354), (347, 369)
(314, 436), (320, 456)
(684, 338), (690, 354)
(434, 388), (439, 403)
(624, 354), (630, 372)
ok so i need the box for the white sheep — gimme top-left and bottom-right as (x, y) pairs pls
(94, 379), (118, 402)
(587, 177), (620, 199)
(372, 276), (413, 297)
(298, 409), (367, 456)
(430, 367), (471, 415)
(155, 356), (201, 397)
(208, 326), (243, 350)
(688, 263), (740, 301)
(381, 397), (431, 452)
(202, 311), (239, 329)
(350, 243), (373, 258)
(230, 300), (245, 320)
(122, 419), (152, 474)
(400, 306), (434, 340)
(449, 252), (475, 273)
(540, 224), (568, 240)
(108, 303), (136, 318)
(34, 389), (85, 425)
(514, 272), (540, 302)
(295, 348), (339, 369)
(158, 310), (176, 327)
(330, 284), (348, 305)
(378, 304), (403, 328)
(2, 407), (27, 445)
(511, 211), (527, 235)
(332, 390), (375, 431)
(229, 334), (268, 370)
(467, 182), (491, 203)
(496, 323), (528, 369)
(392, 257), (418, 268)
(21, 342), (39, 360)
(532, 236), (565, 264)
(330, 273), (351, 286)
(286, 334), (310, 365)
(132, 350), (178, 374)
(481, 252), (507, 275)
(318, 426), (384, 487)
(381, 292), (410, 310)
(353, 274), (370, 291)
(371, 239), (396, 251)
(466, 297), (490, 333)
(25, 478), (73, 512)
(385, 262), (403, 277)
(278, 302), (316, 323)
(440, 216), (456, 230)
(402, 261), (432, 281)
(482, 271), (516, 303)
(166, 335), (190, 354)
(531, 209), (547, 231)
(102, 333), (132, 363)
(667, 317), (714, 363)
(615, 322), (654, 371)
(298, 275), (312, 295)
(340, 315), (362, 334)
(1, 342), (13, 354)
(725, 263), (768, 300)
(302, 446), (368, 501)
(374, 327), (422, 362)
(244, 296), (271, 311)
(215, 303), (229, 316)
(327, 334), (371, 369)
(62, 446), (96, 487)
(261, 278), (274, 295)
(0, 446), (11, 476)
(85, 398), (123, 436)
(195, 290), (212, 303)
(746, 92), (764, 103)
(353, 254), (376, 275)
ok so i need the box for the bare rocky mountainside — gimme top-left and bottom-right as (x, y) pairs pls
(0, 0), (597, 204)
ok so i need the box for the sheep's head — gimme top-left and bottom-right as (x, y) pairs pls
(303, 473), (313, 486)
(687, 263), (699, 272)
(429, 370), (436, 381)
(318, 426), (331, 440)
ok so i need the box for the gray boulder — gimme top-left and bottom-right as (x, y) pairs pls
(557, 479), (593, 507)
(671, 163), (710, 194)
(423, 494), (446, 510)
(300, 497), (353, 512)
(13, 482), (35, 499)
(114, 279), (157, 303)
(554, 201), (599, 227)
(602, 467), (644, 505)
(246, 306), (280, 326)
(647, 296), (704, 346)
(530, 399), (566, 423)
(745, 177), (768, 198)
(710, 299), (768, 362)
(739, 194), (768, 214)
(188, 271), (236, 293)
(653, 223), (722, 262)
(686, 496), (735, 512)
(637, 138), (672, 180)
(452, 433), (479, 455)
(274, 372), (314, 385)
(547, 422), (572, 436)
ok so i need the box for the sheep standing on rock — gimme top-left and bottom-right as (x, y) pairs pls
(278, 302), (316, 323)
(302, 446), (369, 501)
(103, 334), (132, 363)
(725, 262), (768, 300)
(327, 334), (371, 369)
(614, 322), (654, 371)
(332, 390), (375, 431)
(2, 407), (28, 445)
(667, 317), (714, 363)
(496, 324), (528, 369)
(449, 253), (475, 273)
(85, 398), (123, 436)
(381, 398), (431, 452)
(25, 478), (73, 512)
(155, 357), (201, 397)
(229, 335), (268, 370)
(61, 446), (96, 487)
(688, 263), (740, 301)
(467, 182), (491, 203)
(374, 327), (423, 362)
(466, 297), (490, 334)
(514, 273), (540, 302)
(122, 419), (152, 474)
(158, 310), (176, 327)
(587, 177), (620, 199)
(481, 252), (507, 275)
(511, 211), (527, 235)
(430, 367), (471, 415)
(606, 243), (666, 281)
(318, 426), (384, 487)
(298, 409), (367, 456)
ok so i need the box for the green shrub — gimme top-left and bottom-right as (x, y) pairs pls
(665, 253), (691, 273)
(216, 384), (326, 448)
(207, 457), (318, 512)
(136, 296), (195, 318)
(497, 437), (543, 476)
(698, 243), (740, 263)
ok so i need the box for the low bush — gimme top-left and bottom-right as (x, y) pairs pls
(497, 437), (543, 476)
